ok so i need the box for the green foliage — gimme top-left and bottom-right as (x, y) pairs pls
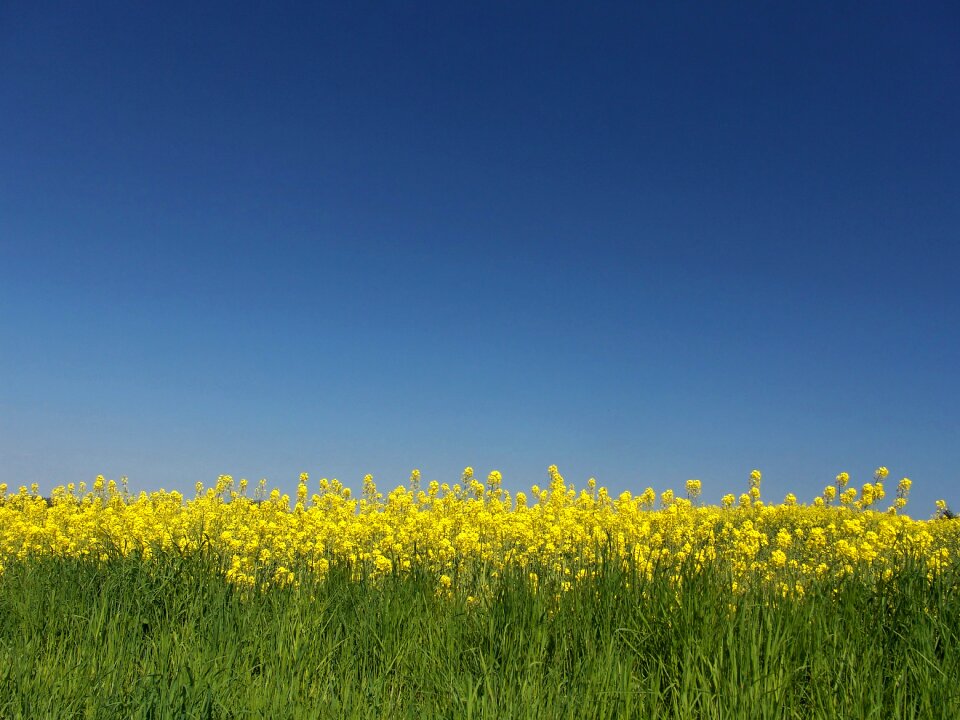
(0, 552), (958, 719)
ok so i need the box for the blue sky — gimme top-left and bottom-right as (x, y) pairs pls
(2, 1), (958, 513)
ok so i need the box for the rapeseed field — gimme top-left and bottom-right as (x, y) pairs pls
(1, 466), (958, 719)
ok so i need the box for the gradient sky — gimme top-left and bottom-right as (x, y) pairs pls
(2, 1), (958, 513)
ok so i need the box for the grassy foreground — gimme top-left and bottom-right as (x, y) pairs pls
(1, 551), (959, 720)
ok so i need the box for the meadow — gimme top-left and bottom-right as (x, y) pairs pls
(1, 467), (958, 719)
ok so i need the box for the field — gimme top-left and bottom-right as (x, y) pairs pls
(1, 467), (959, 719)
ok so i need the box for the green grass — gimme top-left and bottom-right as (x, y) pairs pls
(1, 553), (958, 719)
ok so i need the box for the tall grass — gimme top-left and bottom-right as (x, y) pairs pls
(1, 550), (958, 719)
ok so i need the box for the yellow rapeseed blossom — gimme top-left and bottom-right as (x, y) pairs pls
(0, 466), (957, 598)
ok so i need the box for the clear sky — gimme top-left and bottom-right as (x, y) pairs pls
(2, 1), (958, 513)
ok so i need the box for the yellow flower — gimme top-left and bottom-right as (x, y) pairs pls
(775, 529), (792, 549)
(897, 477), (912, 496)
